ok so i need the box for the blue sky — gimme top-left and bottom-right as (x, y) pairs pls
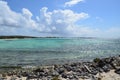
(0, 0), (120, 38)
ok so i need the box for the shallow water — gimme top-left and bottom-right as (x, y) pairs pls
(0, 38), (120, 66)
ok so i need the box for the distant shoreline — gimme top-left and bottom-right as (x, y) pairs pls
(0, 35), (99, 39)
(0, 36), (37, 39)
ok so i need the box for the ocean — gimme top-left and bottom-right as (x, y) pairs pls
(0, 38), (120, 66)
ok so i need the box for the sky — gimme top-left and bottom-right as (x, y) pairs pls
(0, 0), (120, 38)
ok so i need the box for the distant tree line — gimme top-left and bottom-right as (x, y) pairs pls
(0, 36), (37, 39)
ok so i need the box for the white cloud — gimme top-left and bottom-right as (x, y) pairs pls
(0, 0), (120, 38)
(22, 8), (33, 20)
(0, 0), (89, 36)
(0, 1), (38, 34)
(36, 7), (89, 36)
(65, 0), (84, 7)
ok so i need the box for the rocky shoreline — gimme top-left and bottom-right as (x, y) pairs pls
(0, 55), (120, 80)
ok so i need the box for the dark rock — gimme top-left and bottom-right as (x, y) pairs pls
(93, 58), (107, 68)
(90, 70), (98, 75)
(104, 58), (112, 64)
(61, 72), (74, 79)
(91, 75), (97, 80)
(27, 75), (38, 79)
(110, 57), (120, 69)
(17, 75), (22, 78)
(102, 65), (110, 72)
(57, 67), (65, 74)
(93, 58), (101, 63)
(75, 68), (82, 73)
(96, 67), (104, 73)
(68, 74), (74, 79)
(110, 62), (117, 69)
(61, 73), (67, 78)
(105, 64), (113, 69)
(74, 75), (79, 79)
(98, 60), (106, 68)
(34, 68), (44, 73)
(38, 72), (44, 76)
(63, 65), (72, 71)
(72, 67), (78, 72)
(115, 68), (120, 74)
(90, 63), (97, 68)
(70, 63), (77, 67)
(51, 71), (59, 76)
(21, 72), (29, 77)
(81, 66), (87, 72)
(80, 72), (89, 77)
(54, 64), (59, 70)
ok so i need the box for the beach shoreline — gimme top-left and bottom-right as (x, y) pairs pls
(0, 55), (120, 80)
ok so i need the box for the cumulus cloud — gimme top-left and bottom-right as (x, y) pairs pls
(0, 1), (38, 34)
(0, 0), (89, 37)
(36, 7), (89, 36)
(0, 0), (120, 38)
(0, 1), (38, 29)
(22, 8), (32, 20)
(64, 0), (84, 7)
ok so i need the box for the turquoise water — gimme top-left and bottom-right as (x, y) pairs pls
(0, 38), (120, 66)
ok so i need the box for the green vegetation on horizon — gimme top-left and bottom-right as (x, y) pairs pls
(0, 35), (97, 39)
(0, 35), (37, 39)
